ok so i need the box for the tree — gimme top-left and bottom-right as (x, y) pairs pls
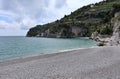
(112, 4), (120, 13)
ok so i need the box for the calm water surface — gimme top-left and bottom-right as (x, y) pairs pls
(0, 36), (96, 61)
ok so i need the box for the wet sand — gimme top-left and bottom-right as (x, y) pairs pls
(0, 46), (120, 79)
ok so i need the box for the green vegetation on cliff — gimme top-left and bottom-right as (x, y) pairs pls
(27, 0), (120, 38)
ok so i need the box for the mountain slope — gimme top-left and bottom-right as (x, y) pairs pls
(27, 0), (120, 38)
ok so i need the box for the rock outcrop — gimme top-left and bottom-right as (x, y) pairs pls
(91, 31), (99, 41)
(42, 26), (87, 38)
(96, 12), (120, 46)
(111, 12), (120, 42)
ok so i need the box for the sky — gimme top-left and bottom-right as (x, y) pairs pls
(0, 0), (103, 36)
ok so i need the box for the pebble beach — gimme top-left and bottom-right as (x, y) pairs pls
(0, 46), (120, 79)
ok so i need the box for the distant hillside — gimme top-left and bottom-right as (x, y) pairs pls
(27, 0), (120, 38)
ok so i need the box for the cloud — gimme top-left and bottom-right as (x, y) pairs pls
(0, 21), (11, 29)
(20, 17), (36, 30)
(0, 21), (5, 29)
(0, 21), (7, 29)
(0, 0), (67, 30)
(0, 0), (52, 30)
(0, 26), (5, 29)
(55, 0), (67, 8)
(0, 20), (20, 29)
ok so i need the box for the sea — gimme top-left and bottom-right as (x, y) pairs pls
(0, 36), (97, 61)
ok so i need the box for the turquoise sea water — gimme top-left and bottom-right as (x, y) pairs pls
(0, 36), (96, 61)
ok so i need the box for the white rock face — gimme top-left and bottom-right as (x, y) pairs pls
(111, 12), (120, 42)
(91, 31), (98, 39)
(95, 12), (120, 46)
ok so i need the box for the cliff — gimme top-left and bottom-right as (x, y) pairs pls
(111, 12), (120, 42)
(27, 0), (120, 38)
(93, 12), (120, 46)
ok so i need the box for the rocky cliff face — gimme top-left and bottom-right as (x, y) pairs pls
(111, 12), (120, 42)
(96, 12), (120, 46)
(27, 25), (87, 38)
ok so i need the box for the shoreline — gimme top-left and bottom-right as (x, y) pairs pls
(0, 36), (97, 62)
(0, 46), (99, 66)
(0, 46), (120, 79)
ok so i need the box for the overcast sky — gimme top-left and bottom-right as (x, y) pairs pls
(0, 0), (102, 36)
